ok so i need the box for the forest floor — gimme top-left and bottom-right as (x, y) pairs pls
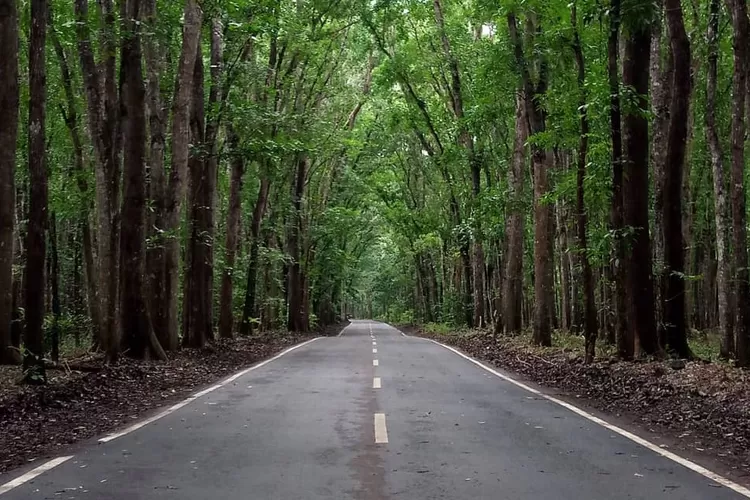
(402, 324), (750, 480)
(0, 322), (346, 475)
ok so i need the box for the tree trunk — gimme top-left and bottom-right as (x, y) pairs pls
(662, 0), (692, 358)
(706, 0), (733, 359)
(183, 41), (212, 349)
(49, 214), (60, 362)
(160, 0), (203, 351)
(240, 177), (271, 335)
(650, 4), (672, 345)
(725, 0), (750, 367)
(23, 0), (48, 383)
(0, 0), (21, 365)
(608, 0), (630, 359)
(287, 156), (308, 332)
(502, 92), (527, 335)
(119, 0), (166, 361)
(142, 0), (168, 350)
(74, 0), (121, 359)
(622, 15), (660, 357)
(218, 127), (246, 338)
(572, 4), (598, 363)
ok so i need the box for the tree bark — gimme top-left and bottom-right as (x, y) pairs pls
(240, 177), (271, 335)
(0, 0), (21, 365)
(119, 0), (166, 361)
(608, 0), (630, 359)
(662, 0), (692, 358)
(724, 0), (750, 366)
(287, 156), (308, 332)
(218, 127), (246, 338)
(49, 214), (60, 363)
(622, 15), (660, 357)
(706, 0), (733, 359)
(160, 0), (203, 351)
(23, 0), (48, 383)
(571, 4), (598, 363)
(502, 92), (527, 335)
(74, 0), (121, 359)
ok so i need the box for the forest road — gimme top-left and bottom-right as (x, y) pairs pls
(1, 320), (746, 499)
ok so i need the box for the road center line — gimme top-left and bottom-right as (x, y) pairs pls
(413, 333), (750, 498)
(374, 413), (389, 444)
(373, 377), (381, 389)
(373, 348), (378, 353)
(0, 456), (73, 495)
(372, 341), (376, 345)
(373, 359), (379, 366)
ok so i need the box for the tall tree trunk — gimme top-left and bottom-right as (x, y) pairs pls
(183, 42), (211, 348)
(49, 214), (60, 362)
(608, 0), (630, 359)
(119, 0), (166, 361)
(218, 127), (246, 338)
(622, 13), (660, 357)
(706, 0), (733, 359)
(50, 16), (102, 349)
(572, 4), (598, 363)
(160, 0), (203, 351)
(650, 3), (672, 345)
(662, 0), (692, 358)
(287, 156), (308, 332)
(508, 12), (551, 346)
(725, 0), (750, 367)
(240, 177), (271, 335)
(142, 0), (168, 350)
(23, 0), (48, 383)
(0, 0), (21, 365)
(74, 0), (121, 359)
(502, 92), (527, 335)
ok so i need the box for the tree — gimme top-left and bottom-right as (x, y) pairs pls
(0, 0), (21, 365)
(23, 0), (48, 383)
(622, 7), (659, 357)
(661, 0), (691, 358)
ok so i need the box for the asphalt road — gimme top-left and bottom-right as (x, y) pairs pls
(1, 320), (746, 499)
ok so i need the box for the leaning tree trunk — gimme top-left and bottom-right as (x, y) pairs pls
(622, 14), (660, 357)
(662, 0), (692, 358)
(501, 92), (527, 335)
(724, 0), (750, 367)
(160, 0), (203, 351)
(119, 0), (166, 361)
(23, 0), (48, 383)
(0, 0), (21, 365)
(706, 0), (733, 359)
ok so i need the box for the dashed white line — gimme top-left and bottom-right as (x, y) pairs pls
(417, 335), (750, 498)
(0, 456), (73, 495)
(373, 348), (378, 353)
(99, 337), (320, 443)
(372, 341), (377, 345)
(373, 359), (379, 366)
(374, 413), (389, 443)
(373, 377), (382, 389)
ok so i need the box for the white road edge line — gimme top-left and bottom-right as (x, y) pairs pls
(374, 413), (389, 443)
(416, 334), (750, 498)
(99, 337), (321, 444)
(0, 456), (73, 495)
(373, 359), (379, 366)
(373, 377), (382, 389)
